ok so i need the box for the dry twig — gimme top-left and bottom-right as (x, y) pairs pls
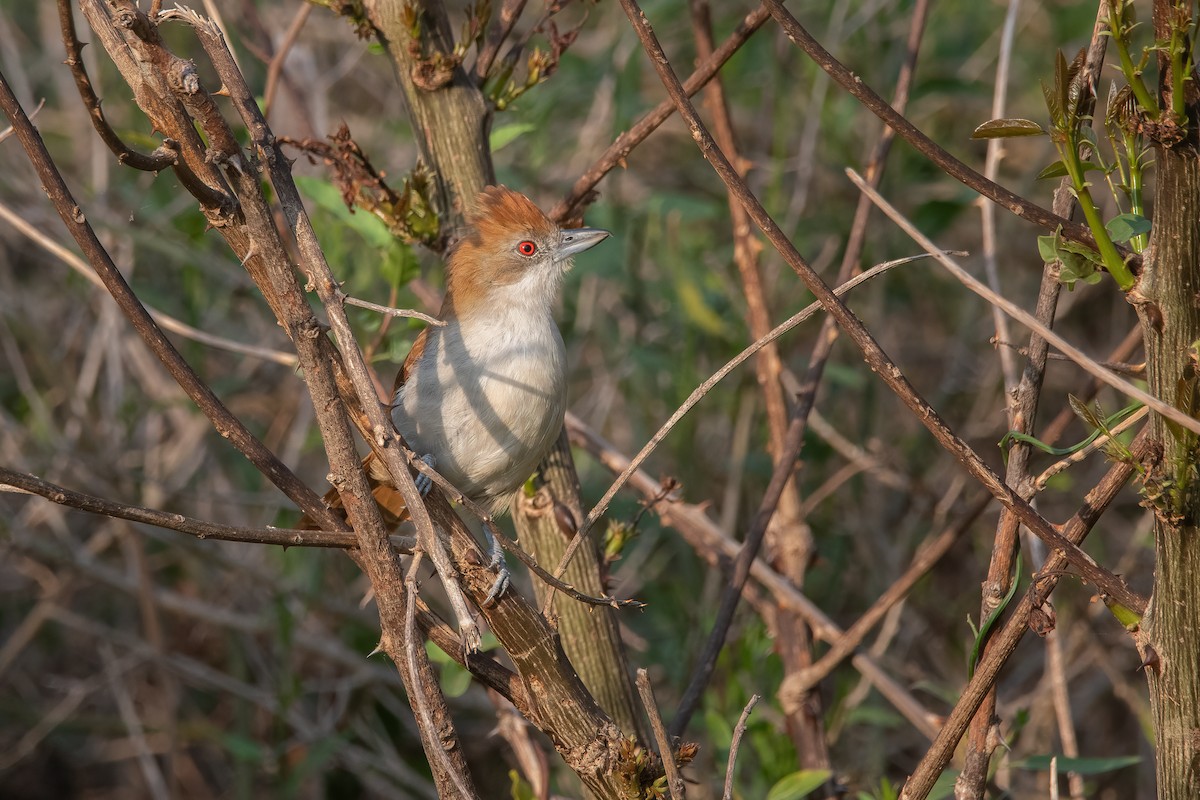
(636, 668), (686, 799)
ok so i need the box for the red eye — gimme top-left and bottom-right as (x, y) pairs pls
(517, 240), (537, 256)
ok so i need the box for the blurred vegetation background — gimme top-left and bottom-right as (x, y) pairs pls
(0, 0), (1154, 797)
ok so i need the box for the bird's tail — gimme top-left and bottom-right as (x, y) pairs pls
(296, 453), (411, 530)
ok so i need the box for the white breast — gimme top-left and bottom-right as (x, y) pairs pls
(392, 300), (566, 513)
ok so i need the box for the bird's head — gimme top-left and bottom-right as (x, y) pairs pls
(446, 186), (610, 313)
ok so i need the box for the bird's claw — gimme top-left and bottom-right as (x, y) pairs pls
(414, 453), (435, 496)
(483, 567), (510, 607)
(482, 525), (510, 607)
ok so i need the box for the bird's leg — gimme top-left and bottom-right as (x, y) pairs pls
(482, 525), (510, 606)
(414, 454), (436, 496)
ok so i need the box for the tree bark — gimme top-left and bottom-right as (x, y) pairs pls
(1139, 4), (1200, 797)
(515, 431), (647, 742)
(1140, 123), (1200, 800)
(1132, 142), (1200, 796)
(363, 0), (494, 226)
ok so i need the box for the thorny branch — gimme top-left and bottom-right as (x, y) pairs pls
(0, 466), (411, 551)
(57, 0), (178, 172)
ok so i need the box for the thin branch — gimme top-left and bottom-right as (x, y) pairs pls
(0, 98), (42, 143)
(845, 168), (1187, 441)
(722, 694), (760, 800)
(0, 465), (416, 551)
(980, 0), (1025, 391)
(550, 3), (770, 224)
(618, 0), (1145, 616)
(262, 3), (312, 120)
(58, 0), (179, 172)
(636, 668), (686, 799)
(343, 295), (445, 326)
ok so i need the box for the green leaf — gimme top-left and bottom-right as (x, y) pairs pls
(1057, 252), (1100, 289)
(509, 770), (536, 800)
(439, 660), (473, 698)
(490, 122), (536, 152)
(1057, 238), (1104, 261)
(1038, 229), (1105, 290)
(1037, 233), (1061, 262)
(1011, 754), (1141, 775)
(766, 770), (833, 800)
(1037, 160), (1069, 180)
(971, 118), (1047, 138)
(1068, 394), (1105, 431)
(1105, 598), (1143, 631)
(1105, 212), (1152, 243)
(295, 175), (393, 248)
(221, 732), (267, 764)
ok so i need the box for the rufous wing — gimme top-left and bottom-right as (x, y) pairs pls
(295, 452), (412, 530)
(296, 327), (430, 531)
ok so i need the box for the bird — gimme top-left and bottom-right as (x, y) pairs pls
(301, 185), (610, 534)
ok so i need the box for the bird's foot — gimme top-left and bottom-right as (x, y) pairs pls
(414, 454), (435, 496)
(482, 525), (510, 607)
